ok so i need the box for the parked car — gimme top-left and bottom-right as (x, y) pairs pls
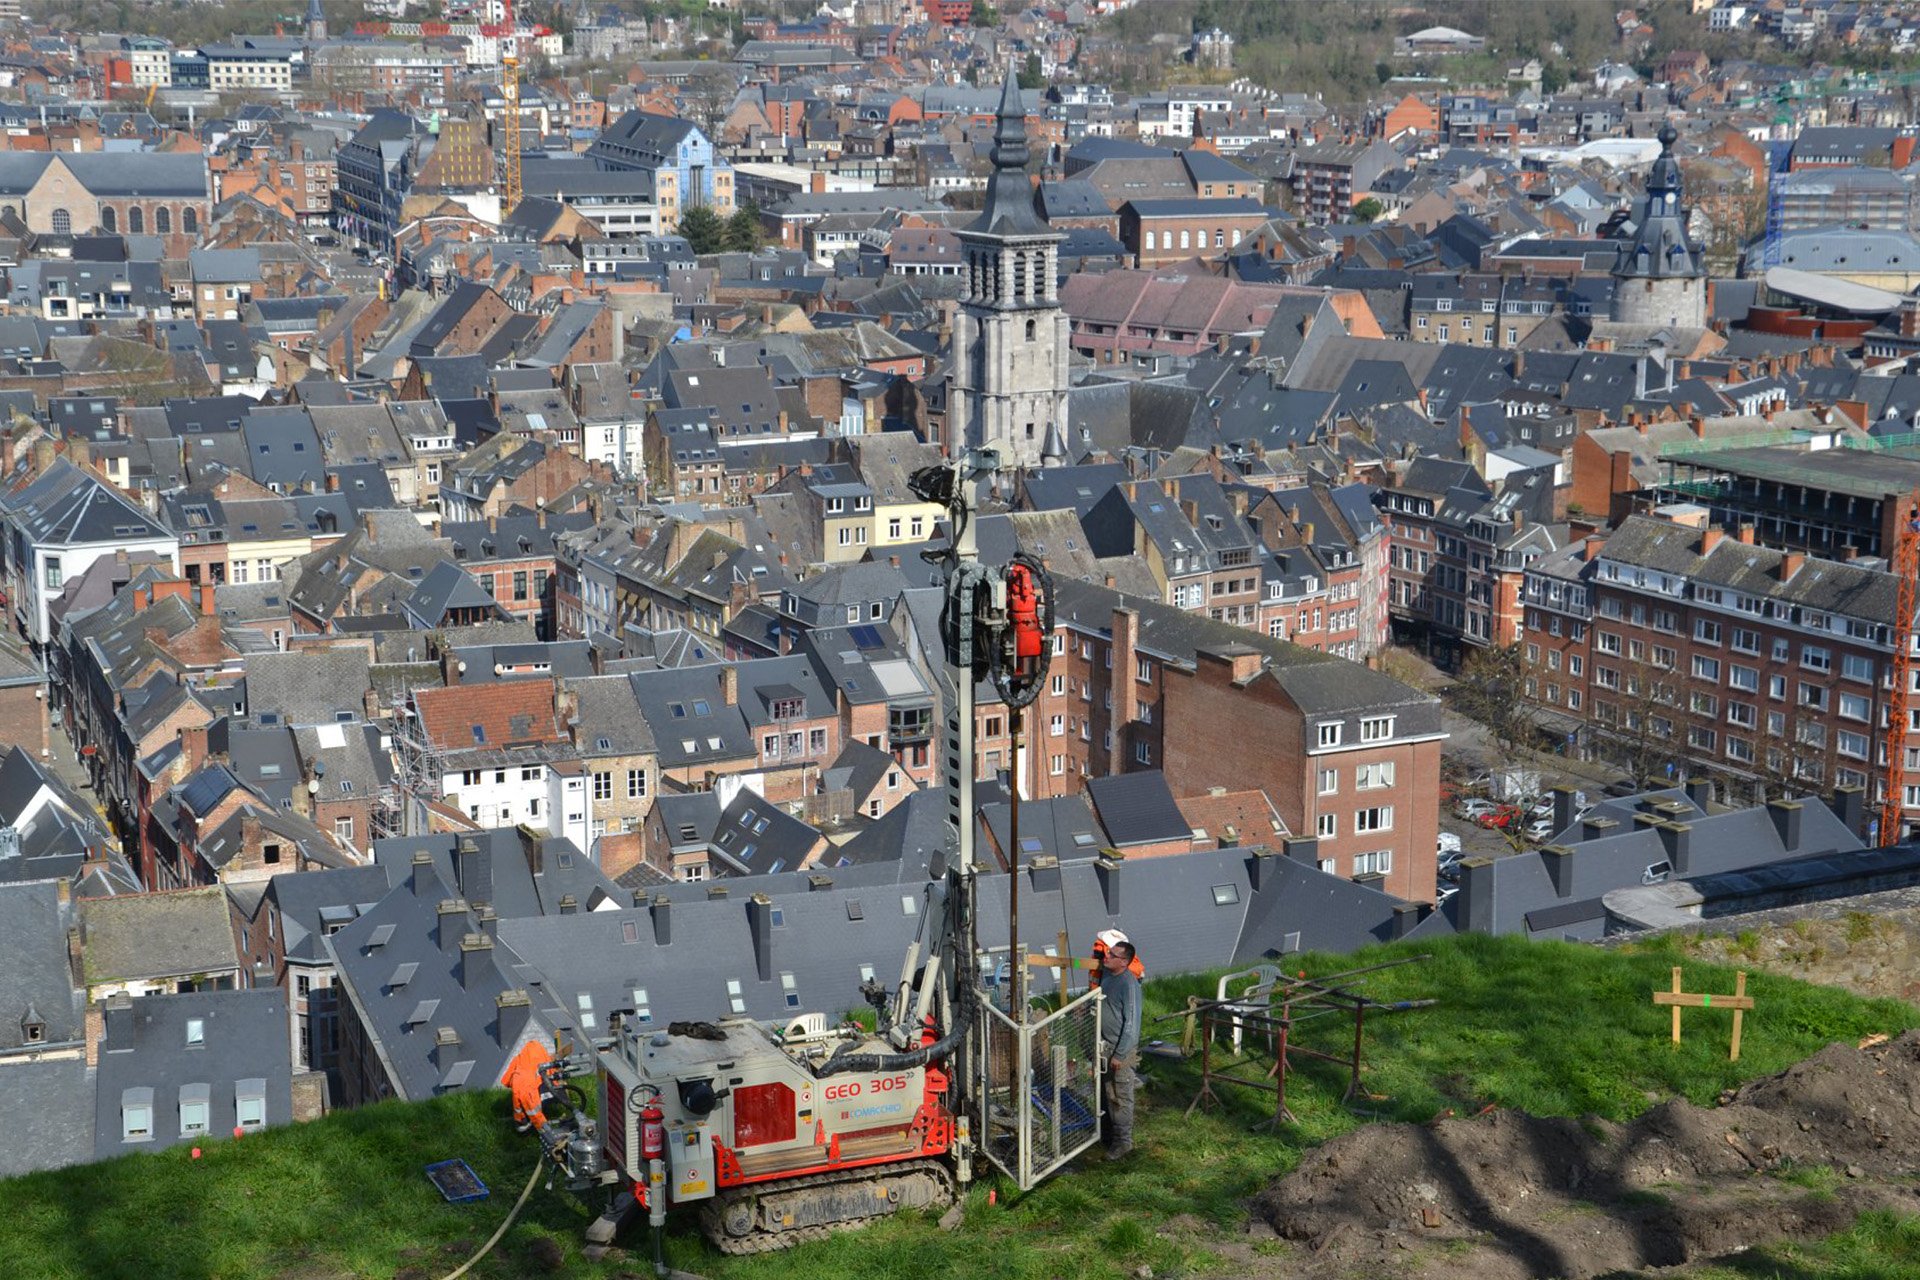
(1457, 798), (1502, 821)
(1437, 853), (1464, 883)
(1436, 832), (1463, 855)
(1475, 804), (1523, 829)
(1522, 818), (1554, 843)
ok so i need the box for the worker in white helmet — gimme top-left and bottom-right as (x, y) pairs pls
(1089, 927), (1143, 990)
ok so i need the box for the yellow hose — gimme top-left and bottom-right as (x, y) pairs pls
(436, 1158), (545, 1280)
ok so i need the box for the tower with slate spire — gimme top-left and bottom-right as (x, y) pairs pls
(306, 0), (327, 41)
(1610, 122), (1706, 329)
(948, 72), (1070, 470)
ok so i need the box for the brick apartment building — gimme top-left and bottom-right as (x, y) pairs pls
(1522, 510), (1903, 835)
(1030, 580), (1446, 902)
(1379, 459), (1559, 670)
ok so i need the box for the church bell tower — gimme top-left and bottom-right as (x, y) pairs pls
(947, 73), (1071, 470)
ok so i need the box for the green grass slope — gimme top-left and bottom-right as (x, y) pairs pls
(5, 933), (1917, 1280)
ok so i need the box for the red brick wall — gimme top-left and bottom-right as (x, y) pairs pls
(0, 681), (48, 761)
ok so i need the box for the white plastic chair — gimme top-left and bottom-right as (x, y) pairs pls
(1215, 964), (1283, 1055)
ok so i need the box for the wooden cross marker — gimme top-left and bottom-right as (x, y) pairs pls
(1651, 967), (1753, 1060)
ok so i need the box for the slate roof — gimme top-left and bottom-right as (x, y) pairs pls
(2, 457), (167, 547)
(0, 1058), (93, 1176)
(1085, 770), (1193, 847)
(241, 649), (373, 728)
(0, 881), (83, 1053)
(93, 987), (293, 1159)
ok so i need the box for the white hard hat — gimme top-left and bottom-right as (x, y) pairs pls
(1095, 929), (1129, 949)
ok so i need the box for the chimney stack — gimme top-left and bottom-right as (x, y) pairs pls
(410, 850), (438, 898)
(455, 836), (491, 908)
(1830, 784), (1868, 838)
(495, 989), (532, 1049)
(459, 932), (494, 988)
(1459, 857), (1495, 933)
(1684, 777), (1712, 812)
(1658, 822), (1693, 876)
(1551, 784), (1578, 837)
(1095, 853), (1122, 915)
(437, 899), (469, 952)
(650, 893), (672, 945)
(748, 893), (774, 981)
(1768, 798), (1803, 852)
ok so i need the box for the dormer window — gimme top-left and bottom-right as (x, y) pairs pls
(771, 697), (804, 721)
(21, 1007), (45, 1044)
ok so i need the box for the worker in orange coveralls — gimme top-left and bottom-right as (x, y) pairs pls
(503, 1040), (552, 1132)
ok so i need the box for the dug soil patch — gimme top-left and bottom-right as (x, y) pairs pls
(1250, 1030), (1920, 1279)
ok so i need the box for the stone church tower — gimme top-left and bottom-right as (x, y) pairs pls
(1610, 122), (1706, 329)
(306, 0), (328, 42)
(947, 74), (1071, 470)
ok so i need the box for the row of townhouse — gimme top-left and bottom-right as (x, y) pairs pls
(1521, 509), (1907, 834)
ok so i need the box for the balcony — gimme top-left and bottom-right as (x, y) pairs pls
(889, 703), (933, 747)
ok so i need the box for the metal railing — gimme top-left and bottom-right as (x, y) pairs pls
(976, 987), (1103, 1190)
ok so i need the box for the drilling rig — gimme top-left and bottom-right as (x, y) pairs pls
(521, 449), (1103, 1269)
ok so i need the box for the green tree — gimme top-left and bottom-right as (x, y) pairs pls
(970, 0), (998, 26)
(677, 206), (727, 254)
(1541, 62), (1569, 94)
(1018, 52), (1044, 90)
(1352, 196), (1384, 224)
(723, 202), (762, 253)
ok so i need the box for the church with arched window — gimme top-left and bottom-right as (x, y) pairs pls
(0, 152), (211, 241)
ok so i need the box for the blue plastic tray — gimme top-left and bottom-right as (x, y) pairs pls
(425, 1158), (490, 1203)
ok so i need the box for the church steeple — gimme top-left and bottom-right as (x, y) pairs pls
(1610, 121), (1706, 328)
(946, 70), (1069, 469)
(970, 72), (1049, 240)
(306, 0), (328, 41)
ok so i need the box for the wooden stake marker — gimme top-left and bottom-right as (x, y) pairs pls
(1651, 967), (1753, 1060)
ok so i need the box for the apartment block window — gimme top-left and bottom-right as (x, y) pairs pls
(1732, 627), (1761, 654)
(43, 556), (61, 589)
(1802, 645), (1831, 673)
(1359, 716), (1394, 743)
(1695, 619), (1721, 645)
(1729, 665), (1758, 693)
(1353, 850), (1392, 876)
(1050, 754), (1065, 776)
(1317, 813), (1336, 838)
(1838, 730), (1871, 760)
(1356, 762), (1395, 790)
(1134, 742), (1151, 765)
(1769, 675), (1787, 700)
(1354, 806), (1393, 833)
(1318, 722), (1342, 748)
(1596, 631), (1621, 655)
(335, 816), (354, 845)
(1318, 768), (1338, 795)
(593, 772), (611, 800)
(1839, 692), (1871, 721)
(1800, 683), (1828, 711)
(1049, 715), (1064, 737)
(1691, 655), (1720, 681)
(1135, 656), (1153, 683)
(1842, 654), (1875, 683)
(1727, 702), (1756, 729)
(627, 769), (647, 799)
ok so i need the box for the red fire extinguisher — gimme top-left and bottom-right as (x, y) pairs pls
(640, 1098), (665, 1163)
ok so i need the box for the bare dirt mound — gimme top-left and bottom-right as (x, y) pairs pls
(1249, 1030), (1920, 1279)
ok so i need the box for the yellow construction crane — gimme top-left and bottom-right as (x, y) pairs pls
(499, 0), (521, 216)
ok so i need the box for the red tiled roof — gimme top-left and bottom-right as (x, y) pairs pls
(414, 678), (561, 751)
